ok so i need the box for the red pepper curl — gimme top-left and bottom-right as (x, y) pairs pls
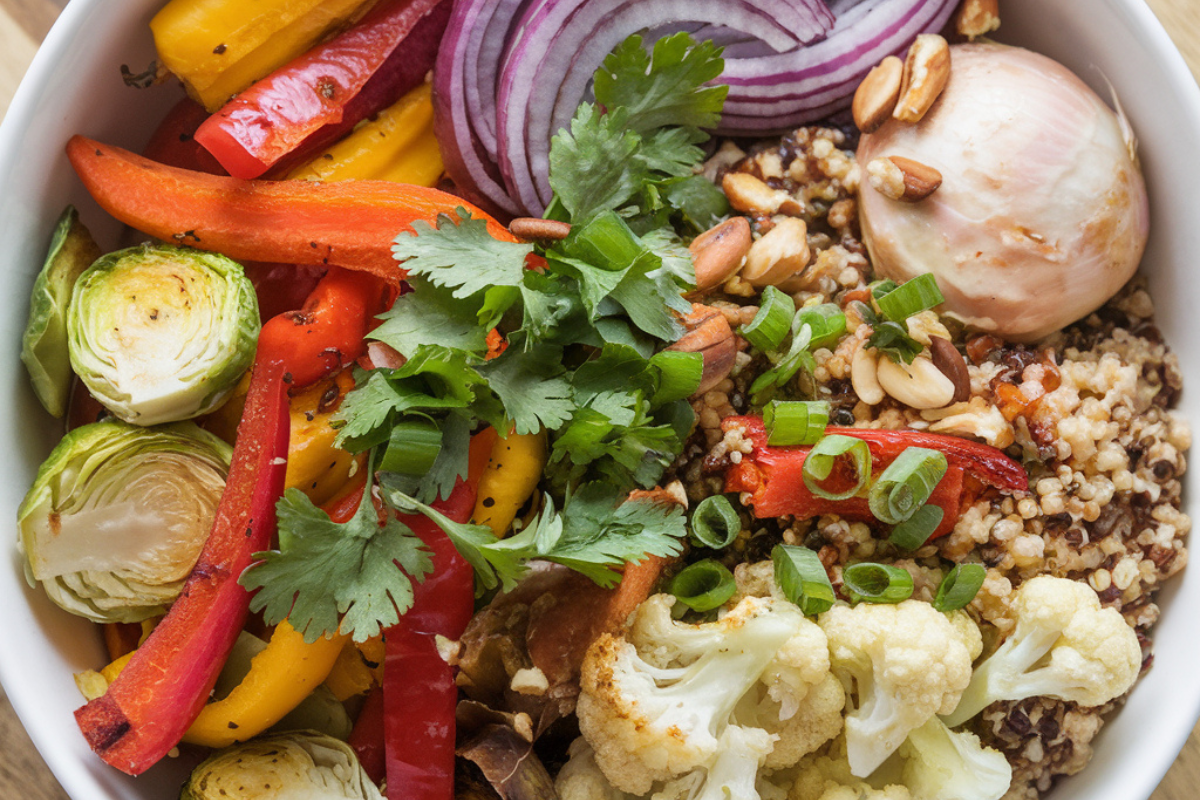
(723, 416), (1028, 540)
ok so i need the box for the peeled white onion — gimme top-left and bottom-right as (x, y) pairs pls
(857, 43), (1148, 342)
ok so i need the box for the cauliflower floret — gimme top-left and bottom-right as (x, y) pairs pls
(788, 738), (912, 800)
(819, 600), (980, 777)
(557, 738), (631, 800)
(895, 716), (1011, 800)
(942, 575), (1142, 727)
(578, 594), (839, 796)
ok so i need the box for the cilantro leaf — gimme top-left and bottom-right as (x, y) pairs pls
(637, 126), (708, 177)
(242, 487), (432, 643)
(592, 33), (727, 134)
(371, 277), (489, 358)
(392, 208), (532, 298)
(476, 340), (575, 435)
(548, 105), (647, 225)
(869, 320), (923, 365)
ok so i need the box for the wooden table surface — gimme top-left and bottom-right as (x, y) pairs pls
(2, 1), (1199, 799)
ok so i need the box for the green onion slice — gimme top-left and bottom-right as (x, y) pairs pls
(741, 286), (793, 351)
(379, 417), (442, 475)
(876, 273), (945, 322)
(888, 504), (945, 550)
(764, 400), (829, 447)
(669, 559), (736, 613)
(869, 279), (899, 302)
(772, 544), (836, 616)
(843, 562), (914, 604)
(650, 350), (704, 404)
(797, 303), (847, 350)
(690, 495), (741, 549)
(933, 564), (987, 612)
(868, 447), (948, 525)
(802, 434), (872, 501)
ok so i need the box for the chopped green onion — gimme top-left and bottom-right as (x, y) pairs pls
(764, 400), (829, 446)
(741, 286), (793, 351)
(797, 304), (847, 350)
(772, 544), (835, 616)
(379, 418), (442, 475)
(888, 504), (945, 550)
(933, 564), (987, 612)
(843, 562), (914, 604)
(802, 434), (872, 501)
(649, 350), (704, 404)
(868, 447), (948, 525)
(690, 495), (741, 549)
(669, 559), (736, 613)
(876, 274), (945, 322)
(869, 279), (899, 302)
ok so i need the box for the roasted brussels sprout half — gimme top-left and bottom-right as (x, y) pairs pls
(180, 732), (384, 800)
(20, 206), (102, 418)
(67, 243), (259, 426)
(18, 420), (232, 623)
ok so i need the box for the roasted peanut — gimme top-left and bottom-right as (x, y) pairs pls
(851, 343), (885, 406)
(722, 172), (799, 216)
(894, 34), (951, 123)
(955, 0), (1001, 40)
(867, 156), (942, 202)
(741, 218), (811, 291)
(689, 217), (752, 293)
(876, 355), (956, 409)
(853, 56), (904, 133)
(666, 304), (738, 396)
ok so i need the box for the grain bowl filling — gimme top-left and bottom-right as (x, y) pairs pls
(16, 2), (1191, 799)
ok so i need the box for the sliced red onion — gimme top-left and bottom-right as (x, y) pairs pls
(434, 0), (959, 216)
(433, 0), (525, 216)
(496, 0), (834, 212)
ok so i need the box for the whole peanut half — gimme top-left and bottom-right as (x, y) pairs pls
(853, 56), (904, 133)
(867, 156), (943, 202)
(667, 304), (738, 396)
(689, 217), (752, 292)
(894, 34), (951, 123)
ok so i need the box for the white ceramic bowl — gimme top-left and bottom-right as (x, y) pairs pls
(1, 1), (1199, 798)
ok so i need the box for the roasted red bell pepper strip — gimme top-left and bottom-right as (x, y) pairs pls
(257, 267), (391, 389)
(195, 0), (451, 179)
(142, 97), (228, 175)
(243, 262), (327, 322)
(73, 360), (289, 775)
(384, 478), (475, 800)
(65, 136), (517, 280)
(723, 416), (1027, 540)
(349, 685), (388, 785)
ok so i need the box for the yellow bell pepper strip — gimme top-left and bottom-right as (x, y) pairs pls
(287, 83), (443, 186)
(151, 0), (379, 112)
(323, 640), (378, 701)
(73, 360), (290, 775)
(285, 369), (362, 506)
(183, 620), (347, 748)
(472, 429), (548, 537)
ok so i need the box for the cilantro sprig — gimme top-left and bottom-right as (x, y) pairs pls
(390, 483), (688, 592)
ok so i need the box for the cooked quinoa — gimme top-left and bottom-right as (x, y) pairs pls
(669, 126), (1191, 800)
